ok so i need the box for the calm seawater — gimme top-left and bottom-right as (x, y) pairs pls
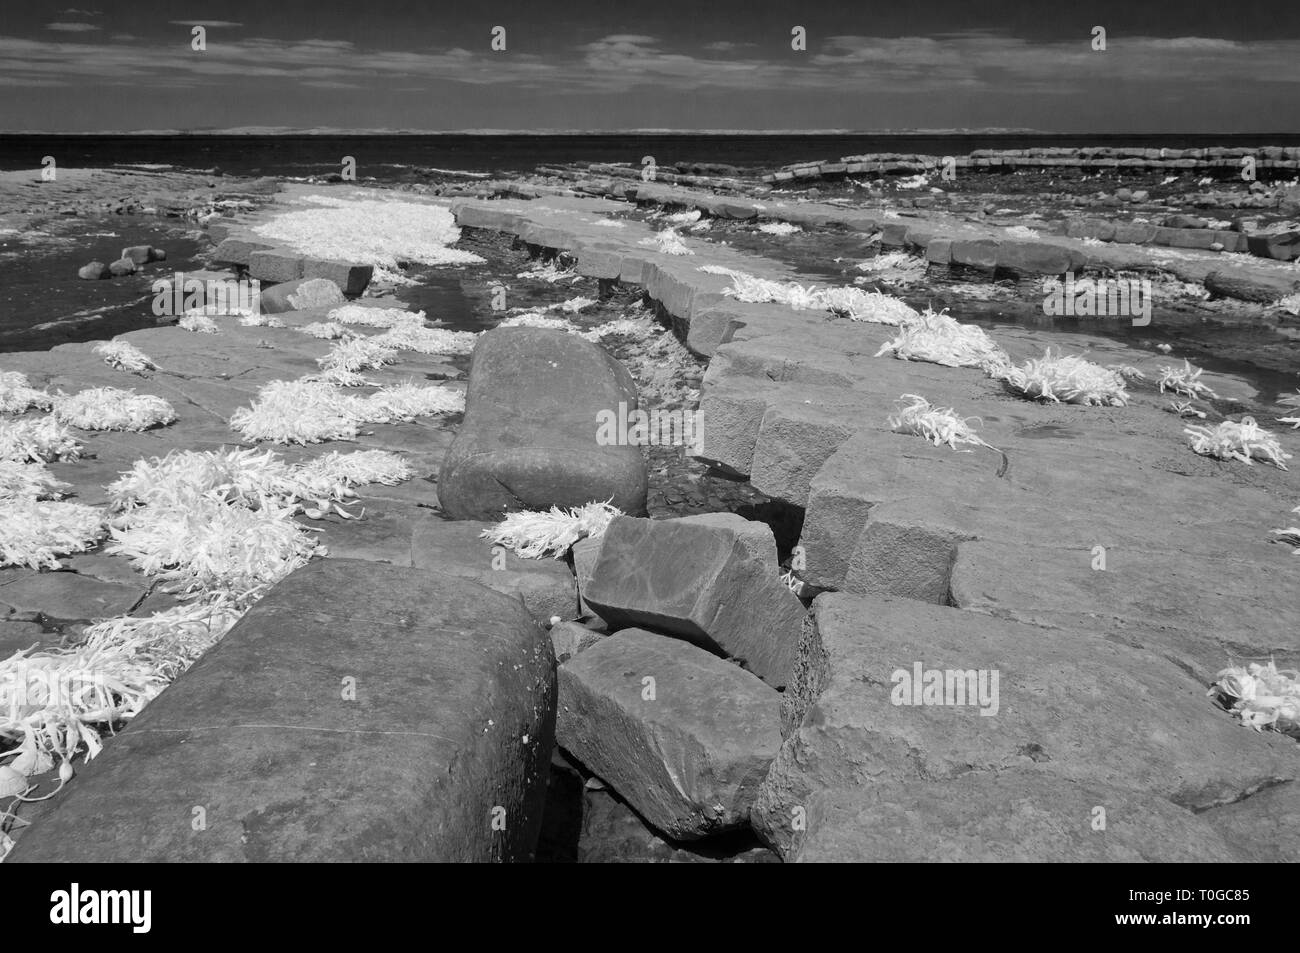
(4, 133), (1300, 178)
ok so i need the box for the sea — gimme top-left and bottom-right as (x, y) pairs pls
(4, 133), (1300, 178)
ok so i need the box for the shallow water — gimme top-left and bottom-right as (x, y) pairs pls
(0, 216), (206, 352)
(697, 222), (1300, 405)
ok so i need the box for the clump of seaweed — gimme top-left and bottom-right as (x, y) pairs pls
(1184, 417), (1292, 469)
(482, 500), (620, 559)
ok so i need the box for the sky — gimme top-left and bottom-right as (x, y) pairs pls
(1, 0), (1298, 133)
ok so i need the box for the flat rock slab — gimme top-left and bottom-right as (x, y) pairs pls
(1201, 781), (1300, 863)
(583, 513), (805, 687)
(410, 516), (578, 622)
(752, 592), (1297, 858)
(438, 327), (648, 520)
(0, 571), (145, 622)
(7, 560), (556, 863)
(558, 628), (782, 839)
(788, 770), (1242, 862)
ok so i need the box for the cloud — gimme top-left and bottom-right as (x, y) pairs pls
(1, 29), (1297, 101)
(61, 8), (102, 15)
(167, 20), (244, 28)
(45, 22), (100, 32)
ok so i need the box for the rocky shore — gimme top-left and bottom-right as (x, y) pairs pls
(2, 154), (1298, 862)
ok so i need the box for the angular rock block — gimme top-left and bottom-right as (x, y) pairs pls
(750, 390), (869, 506)
(438, 327), (648, 520)
(212, 237), (274, 267)
(1111, 222), (1158, 244)
(6, 560), (556, 863)
(557, 628), (782, 839)
(751, 592), (1297, 858)
(1065, 219), (1116, 242)
(571, 533), (604, 618)
(302, 258), (373, 296)
(694, 379), (770, 475)
(410, 516), (577, 622)
(451, 204), (526, 232)
(582, 513), (806, 687)
(574, 245), (624, 280)
(549, 620), (606, 663)
(994, 240), (1078, 276)
(949, 239), (1000, 272)
(1246, 230), (1300, 261)
(107, 258), (136, 277)
(248, 248), (305, 283)
(1155, 227), (1220, 250)
(257, 277), (346, 314)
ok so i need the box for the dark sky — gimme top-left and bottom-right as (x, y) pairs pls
(2, 0), (1298, 132)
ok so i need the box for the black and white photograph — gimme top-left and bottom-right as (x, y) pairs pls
(0, 0), (1295, 903)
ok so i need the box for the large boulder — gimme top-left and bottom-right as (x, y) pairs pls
(438, 327), (648, 520)
(1205, 268), (1300, 304)
(6, 560), (556, 863)
(120, 244), (162, 265)
(752, 592), (1297, 859)
(558, 628), (782, 839)
(582, 513), (805, 688)
(256, 277), (346, 314)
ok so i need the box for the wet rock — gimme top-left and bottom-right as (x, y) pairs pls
(7, 560), (556, 863)
(120, 245), (161, 265)
(582, 513), (805, 687)
(558, 628), (782, 839)
(77, 261), (110, 280)
(0, 572), (146, 622)
(439, 327), (648, 520)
